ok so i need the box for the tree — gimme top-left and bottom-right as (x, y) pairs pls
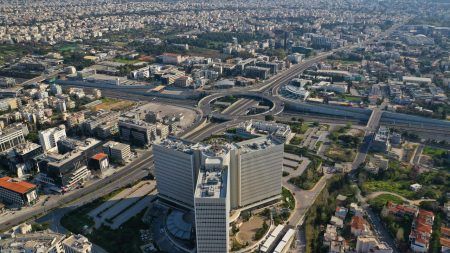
(265, 115), (274, 121)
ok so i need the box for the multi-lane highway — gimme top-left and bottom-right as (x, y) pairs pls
(0, 151), (154, 231)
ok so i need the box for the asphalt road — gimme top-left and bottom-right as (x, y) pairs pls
(0, 151), (154, 231)
(353, 184), (399, 253)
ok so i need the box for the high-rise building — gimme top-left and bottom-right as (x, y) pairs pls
(154, 136), (283, 253)
(154, 136), (283, 210)
(39, 125), (66, 152)
(194, 169), (230, 253)
(153, 139), (199, 208)
(194, 141), (231, 253)
(231, 136), (284, 209)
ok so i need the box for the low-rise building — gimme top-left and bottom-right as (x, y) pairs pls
(383, 201), (418, 218)
(62, 234), (93, 253)
(0, 230), (66, 252)
(356, 236), (393, 253)
(351, 216), (371, 236)
(88, 153), (109, 173)
(118, 118), (157, 146)
(160, 53), (183, 65)
(371, 126), (391, 152)
(102, 141), (132, 163)
(335, 206), (348, 220)
(0, 123), (28, 153)
(330, 216), (344, 228)
(0, 177), (37, 206)
(244, 66), (270, 80)
(236, 120), (291, 143)
(409, 209), (435, 252)
(39, 125), (66, 152)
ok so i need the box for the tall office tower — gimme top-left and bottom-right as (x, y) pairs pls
(231, 136), (284, 209)
(194, 147), (230, 253)
(153, 139), (199, 208)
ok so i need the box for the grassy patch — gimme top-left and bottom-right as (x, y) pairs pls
(89, 210), (148, 253)
(423, 146), (447, 156)
(304, 175), (357, 253)
(341, 95), (362, 102)
(326, 144), (356, 162)
(362, 181), (415, 199)
(217, 95), (238, 103)
(288, 157), (323, 190)
(61, 187), (126, 234)
(315, 141), (323, 150)
(113, 58), (142, 64)
(61, 185), (149, 253)
(368, 194), (405, 212)
(94, 98), (135, 111)
(423, 146), (450, 169)
(281, 187), (295, 210)
(290, 122), (309, 134)
(60, 205), (96, 235)
(290, 136), (303, 145)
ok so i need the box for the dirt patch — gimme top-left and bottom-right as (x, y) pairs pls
(326, 144), (356, 162)
(236, 216), (264, 245)
(93, 98), (135, 112)
(347, 128), (364, 137)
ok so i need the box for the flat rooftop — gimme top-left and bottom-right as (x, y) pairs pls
(157, 138), (197, 154)
(103, 141), (129, 150)
(195, 169), (227, 199)
(0, 177), (36, 194)
(233, 136), (281, 154)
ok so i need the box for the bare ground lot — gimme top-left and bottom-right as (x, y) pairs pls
(236, 216), (265, 245)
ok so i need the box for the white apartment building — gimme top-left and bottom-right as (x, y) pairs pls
(62, 234), (92, 253)
(39, 125), (67, 152)
(356, 236), (393, 253)
(236, 120), (291, 143)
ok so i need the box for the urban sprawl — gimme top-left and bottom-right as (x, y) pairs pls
(0, 1), (449, 253)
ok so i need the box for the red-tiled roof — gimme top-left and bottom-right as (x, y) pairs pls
(386, 201), (418, 216)
(0, 177), (36, 194)
(91, 153), (107, 160)
(440, 237), (450, 248)
(410, 209), (435, 247)
(441, 226), (450, 237)
(351, 216), (366, 230)
(419, 209), (434, 217)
